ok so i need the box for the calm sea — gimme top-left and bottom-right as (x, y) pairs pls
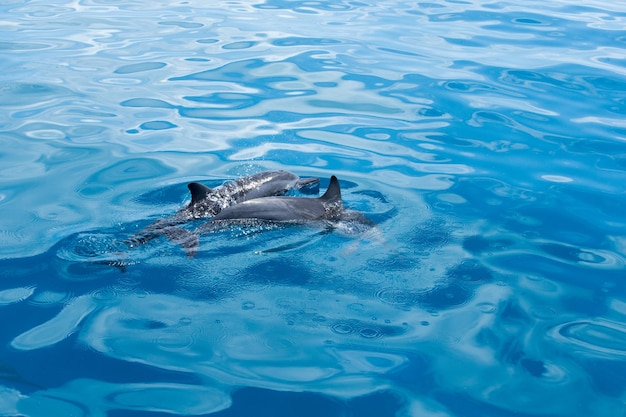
(1, 1), (626, 416)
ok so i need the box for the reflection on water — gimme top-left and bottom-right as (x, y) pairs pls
(1, 0), (626, 416)
(7, 273), (626, 415)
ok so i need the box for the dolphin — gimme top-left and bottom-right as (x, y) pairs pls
(169, 176), (376, 257)
(126, 170), (319, 248)
(210, 175), (343, 222)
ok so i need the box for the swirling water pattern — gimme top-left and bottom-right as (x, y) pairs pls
(1, 0), (626, 416)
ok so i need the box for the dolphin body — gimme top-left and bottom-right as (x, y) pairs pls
(126, 170), (319, 248)
(210, 175), (343, 222)
(171, 176), (376, 257)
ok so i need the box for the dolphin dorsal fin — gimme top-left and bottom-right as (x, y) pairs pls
(320, 175), (341, 205)
(187, 182), (213, 206)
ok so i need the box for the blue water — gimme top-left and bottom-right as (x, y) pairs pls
(2, 0), (626, 415)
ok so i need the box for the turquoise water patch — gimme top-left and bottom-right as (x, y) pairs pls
(139, 120), (177, 130)
(114, 62), (167, 74)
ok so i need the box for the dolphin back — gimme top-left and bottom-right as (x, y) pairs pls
(211, 197), (327, 222)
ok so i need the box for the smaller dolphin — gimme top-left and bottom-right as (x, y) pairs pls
(169, 176), (376, 257)
(126, 170), (319, 247)
(184, 170), (319, 219)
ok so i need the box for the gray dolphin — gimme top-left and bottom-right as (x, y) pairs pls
(126, 170), (319, 247)
(169, 176), (376, 257)
(210, 175), (343, 222)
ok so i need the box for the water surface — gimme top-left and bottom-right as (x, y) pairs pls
(1, 1), (626, 416)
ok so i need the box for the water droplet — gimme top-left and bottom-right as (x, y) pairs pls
(331, 322), (354, 335)
(359, 327), (382, 339)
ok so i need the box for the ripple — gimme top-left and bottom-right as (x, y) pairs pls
(375, 288), (415, 307)
(329, 319), (404, 339)
(56, 232), (133, 273)
(417, 283), (472, 310)
(367, 255), (416, 272)
(262, 336), (295, 352)
(156, 334), (195, 351)
(408, 218), (450, 249)
(57, 233), (123, 261)
(254, 0), (358, 12)
(447, 259), (493, 283)
(476, 302), (497, 313)
(110, 383), (230, 414)
(330, 321), (355, 335)
(11, 296), (96, 351)
(551, 320), (626, 358)
(21, 379), (232, 416)
(358, 327), (383, 339)
(76, 185), (114, 198)
(18, 122), (71, 140)
(91, 287), (117, 301)
(97, 77), (144, 86)
(29, 290), (70, 306)
(540, 243), (626, 269)
(0, 286), (35, 305)
(4, 1), (626, 414)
